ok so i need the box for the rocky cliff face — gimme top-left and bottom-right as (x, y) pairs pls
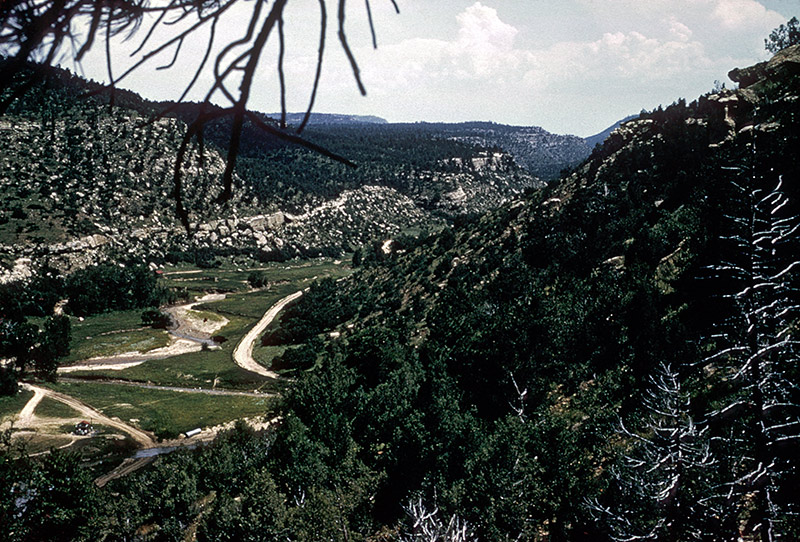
(410, 122), (591, 181)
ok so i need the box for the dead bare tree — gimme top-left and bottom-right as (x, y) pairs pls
(587, 363), (713, 542)
(400, 497), (479, 542)
(0, 0), (400, 229)
(702, 165), (800, 541)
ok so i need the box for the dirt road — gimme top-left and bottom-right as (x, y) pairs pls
(20, 383), (155, 448)
(58, 377), (269, 397)
(232, 290), (303, 378)
(58, 293), (228, 374)
(16, 386), (45, 427)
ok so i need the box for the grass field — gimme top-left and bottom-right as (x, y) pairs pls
(43, 381), (274, 439)
(65, 309), (170, 363)
(67, 314), (284, 392)
(200, 285), (301, 319)
(161, 258), (351, 297)
(65, 258), (351, 390)
(46, 258), (349, 446)
(252, 344), (289, 370)
(33, 397), (81, 419)
(0, 389), (33, 423)
(19, 423), (136, 459)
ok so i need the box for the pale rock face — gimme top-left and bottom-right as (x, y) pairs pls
(444, 186), (468, 205)
(729, 43), (800, 89)
(266, 212), (285, 229)
(249, 216), (267, 232)
(0, 258), (33, 284)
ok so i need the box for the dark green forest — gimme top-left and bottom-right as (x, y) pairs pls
(2, 38), (800, 542)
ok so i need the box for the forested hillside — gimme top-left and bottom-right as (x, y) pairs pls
(244, 46), (800, 540)
(3, 41), (797, 541)
(1, 61), (592, 281)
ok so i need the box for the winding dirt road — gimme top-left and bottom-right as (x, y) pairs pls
(232, 290), (303, 378)
(9, 289), (301, 486)
(16, 383), (159, 486)
(58, 293), (228, 374)
(20, 383), (155, 447)
(16, 386), (45, 427)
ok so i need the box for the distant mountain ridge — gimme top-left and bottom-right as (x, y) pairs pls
(420, 121), (590, 180)
(268, 112), (388, 125)
(2, 62), (588, 277)
(583, 114), (638, 149)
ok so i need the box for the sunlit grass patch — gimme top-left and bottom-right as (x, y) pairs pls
(67, 329), (170, 362)
(252, 344), (288, 370)
(68, 315), (284, 393)
(34, 397), (80, 419)
(185, 309), (226, 323)
(42, 381), (274, 440)
(65, 309), (170, 363)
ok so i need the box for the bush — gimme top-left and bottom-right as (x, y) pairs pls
(271, 344), (318, 372)
(141, 308), (174, 329)
(0, 367), (17, 396)
(65, 264), (163, 317)
(247, 271), (269, 288)
(765, 16), (800, 53)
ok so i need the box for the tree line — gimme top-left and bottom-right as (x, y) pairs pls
(0, 263), (172, 393)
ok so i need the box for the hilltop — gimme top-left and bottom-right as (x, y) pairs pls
(0, 62), (590, 280)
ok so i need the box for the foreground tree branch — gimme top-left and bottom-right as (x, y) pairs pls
(0, 0), (400, 229)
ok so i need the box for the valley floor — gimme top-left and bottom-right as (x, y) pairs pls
(0, 258), (351, 484)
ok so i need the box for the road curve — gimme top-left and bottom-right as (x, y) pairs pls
(57, 293), (228, 374)
(232, 290), (303, 378)
(20, 383), (155, 448)
(16, 386), (45, 427)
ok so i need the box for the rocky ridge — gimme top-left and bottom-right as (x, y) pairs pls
(0, 64), (574, 280)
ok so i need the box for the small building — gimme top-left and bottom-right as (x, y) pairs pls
(74, 421), (92, 435)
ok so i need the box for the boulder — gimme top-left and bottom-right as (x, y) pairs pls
(729, 61), (767, 89)
(729, 44), (800, 89)
(766, 43), (800, 78)
(266, 211), (285, 229)
(249, 216), (267, 231)
(654, 239), (691, 295)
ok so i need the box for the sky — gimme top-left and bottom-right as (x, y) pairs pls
(70, 0), (799, 137)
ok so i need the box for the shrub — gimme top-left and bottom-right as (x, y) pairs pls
(247, 271), (269, 288)
(141, 308), (174, 329)
(0, 367), (17, 396)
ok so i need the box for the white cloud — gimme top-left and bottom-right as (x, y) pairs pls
(452, 3), (520, 78)
(668, 18), (693, 42)
(712, 0), (782, 29)
(260, 0), (792, 133)
(456, 2), (518, 53)
(75, 0), (796, 136)
(519, 29), (710, 93)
